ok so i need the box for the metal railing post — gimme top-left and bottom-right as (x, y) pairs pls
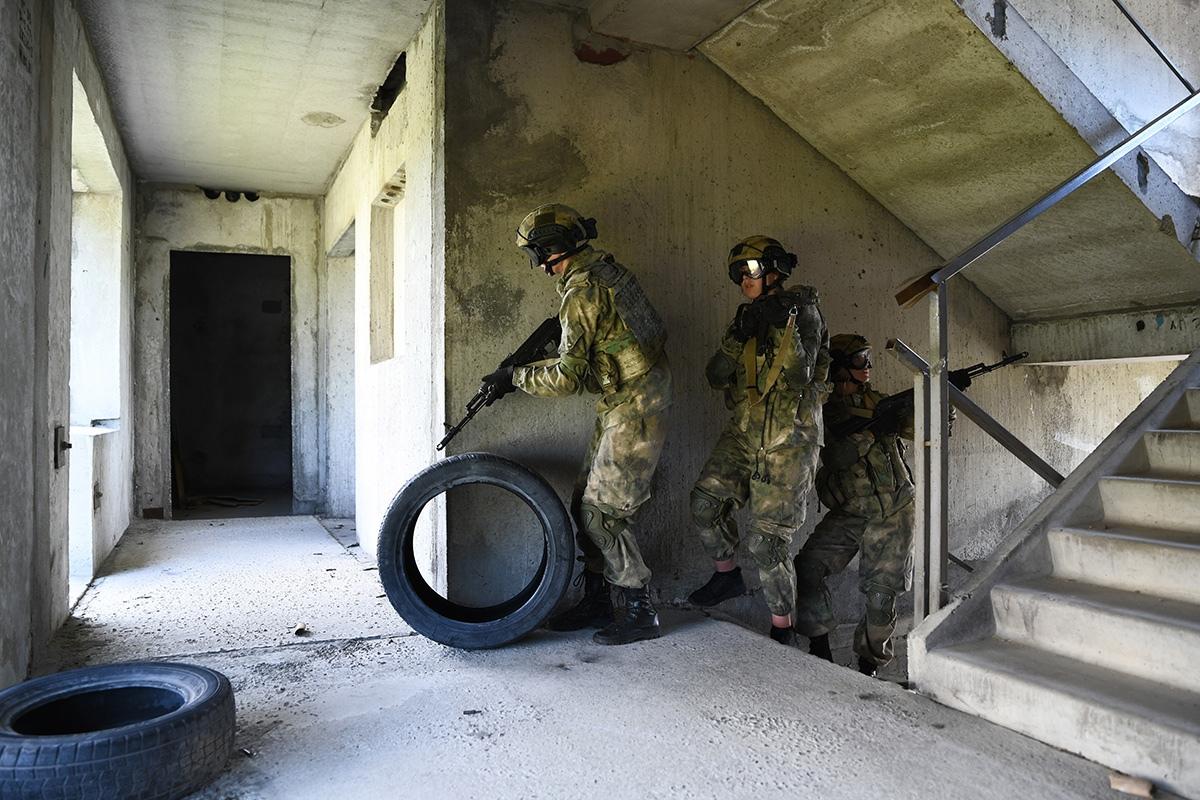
(887, 339), (931, 622)
(928, 284), (950, 614)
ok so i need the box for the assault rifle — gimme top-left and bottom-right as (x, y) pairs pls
(830, 351), (1028, 439)
(436, 317), (562, 451)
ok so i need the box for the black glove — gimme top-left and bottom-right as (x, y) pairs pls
(481, 365), (516, 406)
(731, 303), (757, 343)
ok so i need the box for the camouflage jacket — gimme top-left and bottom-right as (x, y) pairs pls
(704, 287), (831, 449)
(817, 385), (914, 517)
(514, 247), (671, 424)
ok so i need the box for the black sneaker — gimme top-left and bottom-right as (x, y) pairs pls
(769, 625), (795, 646)
(686, 567), (746, 607)
(808, 633), (833, 662)
(546, 571), (613, 631)
(858, 657), (877, 677)
(593, 587), (662, 645)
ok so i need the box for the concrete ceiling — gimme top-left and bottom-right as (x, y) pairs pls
(76, 0), (432, 195)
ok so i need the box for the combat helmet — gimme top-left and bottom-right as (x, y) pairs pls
(726, 235), (798, 285)
(829, 333), (872, 380)
(516, 204), (598, 274)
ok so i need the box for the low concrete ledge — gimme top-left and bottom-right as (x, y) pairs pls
(1013, 303), (1200, 363)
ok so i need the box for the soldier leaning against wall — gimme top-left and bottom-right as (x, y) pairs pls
(793, 334), (917, 677)
(481, 203), (672, 646)
(685, 236), (831, 646)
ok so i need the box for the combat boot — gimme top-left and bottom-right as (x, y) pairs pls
(593, 586), (661, 645)
(808, 633), (833, 662)
(546, 571), (613, 631)
(769, 625), (795, 646)
(686, 567), (746, 607)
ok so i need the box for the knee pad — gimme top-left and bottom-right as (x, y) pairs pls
(865, 589), (897, 627)
(689, 486), (728, 530)
(746, 532), (790, 571)
(579, 502), (625, 552)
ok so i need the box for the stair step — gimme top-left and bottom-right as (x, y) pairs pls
(1098, 475), (1200, 533)
(1048, 525), (1200, 605)
(921, 639), (1200, 798)
(992, 577), (1200, 693)
(1162, 388), (1200, 429)
(1140, 429), (1200, 479)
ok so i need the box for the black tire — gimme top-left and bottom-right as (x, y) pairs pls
(378, 452), (574, 649)
(0, 662), (235, 800)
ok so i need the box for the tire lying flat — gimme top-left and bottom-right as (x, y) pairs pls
(378, 452), (574, 649)
(0, 662), (235, 800)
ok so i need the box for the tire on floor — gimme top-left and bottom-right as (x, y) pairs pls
(378, 452), (574, 649)
(0, 662), (235, 800)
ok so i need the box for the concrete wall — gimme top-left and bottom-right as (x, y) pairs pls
(134, 189), (322, 516)
(323, 1), (445, 576)
(70, 191), (122, 423)
(1, 0), (44, 689)
(321, 254), (357, 518)
(1, 0), (135, 687)
(1014, 304), (1200, 363)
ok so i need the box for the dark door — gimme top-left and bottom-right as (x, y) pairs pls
(170, 251), (293, 518)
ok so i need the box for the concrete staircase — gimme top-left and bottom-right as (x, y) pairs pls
(911, 354), (1200, 798)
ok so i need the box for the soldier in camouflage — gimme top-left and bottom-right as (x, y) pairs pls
(686, 236), (831, 646)
(485, 203), (672, 646)
(793, 333), (915, 676)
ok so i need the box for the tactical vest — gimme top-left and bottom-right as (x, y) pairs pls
(817, 388), (914, 516)
(583, 255), (667, 392)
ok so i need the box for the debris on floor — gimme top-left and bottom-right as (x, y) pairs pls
(1109, 772), (1154, 798)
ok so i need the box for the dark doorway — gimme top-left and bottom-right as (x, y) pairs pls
(170, 251), (293, 518)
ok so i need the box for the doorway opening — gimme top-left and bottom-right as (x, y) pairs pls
(68, 71), (127, 607)
(170, 251), (294, 519)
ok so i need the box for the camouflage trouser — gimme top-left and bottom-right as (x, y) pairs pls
(571, 410), (668, 589)
(793, 497), (914, 666)
(691, 426), (820, 616)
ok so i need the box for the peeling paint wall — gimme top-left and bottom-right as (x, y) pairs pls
(1, 0), (135, 687)
(322, 1), (445, 576)
(133, 189), (323, 517)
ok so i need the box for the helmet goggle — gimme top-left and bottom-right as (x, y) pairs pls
(517, 224), (572, 271)
(729, 258), (767, 284)
(516, 216), (597, 273)
(845, 348), (872, 371)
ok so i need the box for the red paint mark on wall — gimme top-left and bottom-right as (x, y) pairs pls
(574, 42), (628, 66)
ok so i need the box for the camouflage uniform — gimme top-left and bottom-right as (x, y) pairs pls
(514, 246), (671, 589)
(794, 385), (915, 666)
(691, 288), (830, 616)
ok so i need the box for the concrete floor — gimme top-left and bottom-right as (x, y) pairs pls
(41, 517), (1127, 800)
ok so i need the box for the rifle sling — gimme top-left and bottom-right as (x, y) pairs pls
(741, 314), (795, 406)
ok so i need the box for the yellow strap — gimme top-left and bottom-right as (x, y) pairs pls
(741, 314), (795, 406)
